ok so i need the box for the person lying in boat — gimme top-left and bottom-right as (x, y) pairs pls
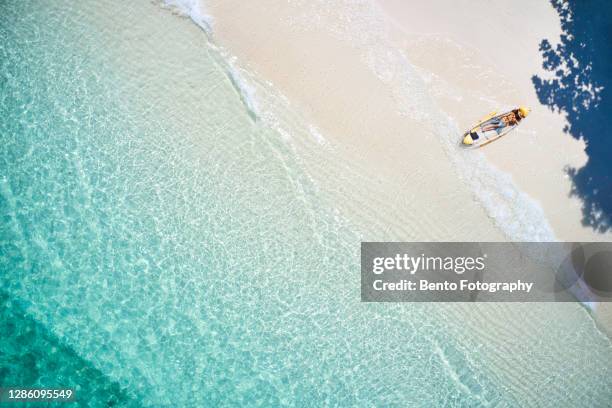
(481, 106), (530, 132)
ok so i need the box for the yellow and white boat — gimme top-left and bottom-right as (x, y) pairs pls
(460, 107), (530, 149)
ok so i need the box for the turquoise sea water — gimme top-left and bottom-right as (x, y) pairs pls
(1, 1), (611, 406)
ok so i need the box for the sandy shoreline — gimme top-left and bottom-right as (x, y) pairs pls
(377, 0), (603, 242)
(202, 0), (507, 242)
(201, 0), (611, 242)
(194, 0), (612, 331)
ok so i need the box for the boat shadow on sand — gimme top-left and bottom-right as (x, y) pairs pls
(532, 0), (612, 233)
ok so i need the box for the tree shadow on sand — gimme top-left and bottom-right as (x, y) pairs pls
(532, 0), (612, 232)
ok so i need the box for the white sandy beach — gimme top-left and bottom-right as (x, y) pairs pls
(173, 0), (612, 330)
(376, 0), (599, 241)
(197, 0), (612, 335)
(200, 0), (610, 242)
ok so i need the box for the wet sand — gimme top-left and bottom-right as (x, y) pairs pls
(198, 0), (612, 332)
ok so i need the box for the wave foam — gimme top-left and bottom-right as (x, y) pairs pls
(161, 1), (261, 121)
(163, 0), (212, 34)
(225, 59), (260, 120)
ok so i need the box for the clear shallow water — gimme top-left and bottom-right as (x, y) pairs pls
(1, 1), (611, 407)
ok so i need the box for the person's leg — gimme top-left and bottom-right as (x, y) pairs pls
(482, 119), (502, 132)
